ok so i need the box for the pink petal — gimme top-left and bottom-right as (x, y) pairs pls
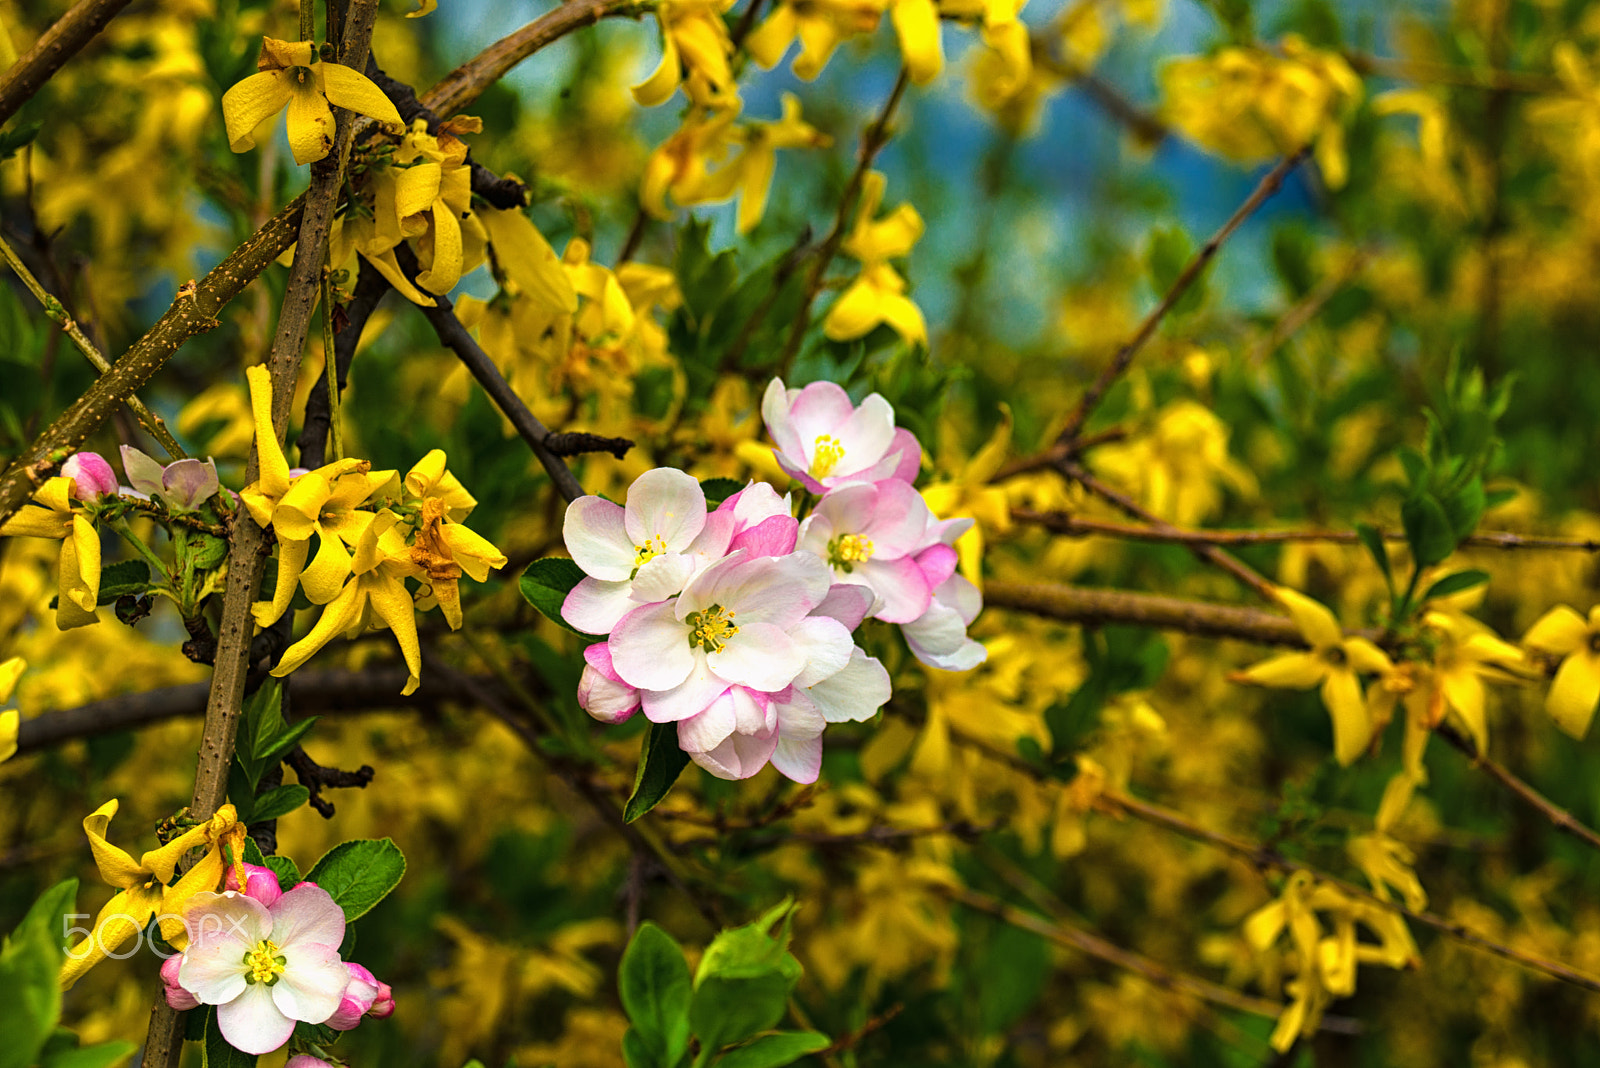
(641, 652), (729, 722)
(677, 691), (740, 753)
(563, 497), (633, 581)
(578, 660), (640, 723)
(914, 543), (959, 589)
(787, 381), (855, 445)
(687, 723), (779, 780)
(770, 736), (823, 783)
(62, 452), (117, 499)
(885, 427), (923, 482)
(729, 515), (799, 558)
(790, 615), (855, 687)
(623, 468), (706, 551)
(829, 393), (896, 479)
(611, 601), (695, 691)
(806, 648), (892, 722)
(268, 883), (345, 954)
(218, 981), (295, 1054)
(760, 378), (807, 461)
(858, 555), (933, 623)
(707, 622), (803, 691)
(861, 479), (935, 556)
(273, 941), (349, 1024)
(120, 445), (167, 497)
(162, 458), (222, 510)
(562, 577), (636, 635)
(812, 584), (873, 630)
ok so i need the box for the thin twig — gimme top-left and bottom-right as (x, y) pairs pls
(777, 68), (911, 375)
(1246, 247), (1372, 366)
(1012, 508), (1600, 554)
(394, 248), (586, 503)
(1343, 51), (1560, 94)
(937, 884), (1361, 1030)
(1055, 146), (1310, 447)
(982, 580), (1312, 645)
(1061, 462), (1277, 599)
(1105, 791), (1600, 994)
(0, 234), (183, 458)
(0, 0), (135, 126)
(1432, 722), (1600, 853)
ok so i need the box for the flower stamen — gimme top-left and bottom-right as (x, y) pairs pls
(634, 536), (668, 571)
(242, 939), (286, 986)
(685, 604), (739, 654)
(810, 435), (846, 479)
(827, 533), (875, 572)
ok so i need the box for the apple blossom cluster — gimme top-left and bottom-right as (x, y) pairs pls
(565, 378), (985, 782)
(160, 862), (393, 1055)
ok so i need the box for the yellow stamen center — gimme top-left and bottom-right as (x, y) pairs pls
(685, 604), (739, 654)
(828, 534), (874, 573)
(810, 435), (846, 480)
(242, 939), (286, 986)
(634, 536), (668, 570)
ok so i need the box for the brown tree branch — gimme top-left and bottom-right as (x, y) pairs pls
(1431, 722), (1600, 853)
(1052, 146), (1311, 449)
(982, 580), (1309, 645)
(1012, 508), (1600, 554)
(0, 0), (134, 127)
(420, 0), (656, 118)
(1062, 462), (1278, 599)
(142, 5), (385, 1063)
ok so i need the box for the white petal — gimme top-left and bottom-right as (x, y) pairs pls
(811, 584), (874, 630)
(579, 663), (640, 723)
(688, 725), (779, 780)
(218, 981), (295, 1055)
(564, 497), (633, 580)
(770, 736), (823, 783)
(641, 650), (728, 722)
(831, 393), (896, 478)
(633, 553), (695, 602)
(273, 941), (349, 1024)
(708, 622), (803, 691)
(611, 601), (695, 691)
(625, 468), (706, 551)
(900, 598), (967, 657)
(185, 891), (272, 953)
(562, 577), (637, 635)
(177, 942), (247, 1006)
(858, 555), (933, 624)
(790, 616), (855, 687)
(677, 692), (739, 753)
(806, 648), (891, 723)
(268, 883), (345, 953)
(761, 378), (806, 461)
(721, 554), (832, 628)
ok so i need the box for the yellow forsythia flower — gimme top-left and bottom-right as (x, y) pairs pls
(824, 171), (927, 345)
(1522, 603), (1600, 738)
(0, 656), (22, 764)
(0, 477), (101, 629)
(221, 37), (402, 166)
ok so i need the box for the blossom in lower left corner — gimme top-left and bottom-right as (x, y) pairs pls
(176, 884), (351, 1054)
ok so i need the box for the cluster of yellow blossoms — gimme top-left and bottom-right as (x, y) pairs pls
(239, 366), (506, 695)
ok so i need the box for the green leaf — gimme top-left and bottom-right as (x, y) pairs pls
(258, 717), (318, 771)
(1354, 522), (1393, 591)
(250, 784), (310, 822)
(0, 121), (41, 161)
(96, 559), (152, 605)
(228, 760), (256, 824)
(39, 1041), (139, 1068)
(236, 682), (284, 789)
(0, 880), (75, 1068)
(625, 722), (691, 823)
(622, 1030), (658, 1068)
(1400, 493), (1457, 567)
(1397, 447), (1429, 489)
(700, 478), (745, 505)
(1423, 569), (1490, 603)
(690, 974), (794, 1060)
(619, 923), (692, 1067)
(264, 855), (302, 889)
(520, 558), (601, 637)
(1146, 225), (1206, 316)
(304, 838), (407, 922)
(1441, 476), (1487, 540)
(714, 1031), (831, 1068)
(204, 1006), (258, 1067)
(1485, 487), (1518, 509)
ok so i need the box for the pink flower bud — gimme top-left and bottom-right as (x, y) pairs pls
(286, 1058), (336, 1068)
(61, 452), (117, 499)
(224, 862), (283, 907)
(160, 953), (200, 1010)
(328, 961), (392, 1030)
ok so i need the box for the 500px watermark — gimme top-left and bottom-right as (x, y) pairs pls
(63, 910), (253, 960)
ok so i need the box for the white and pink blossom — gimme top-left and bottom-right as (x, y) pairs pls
(577, 642), (641, 724)
(121, 445), (221, 510)
(61, 452), (117, 499)
(225, 861), (283, 907)
(176, 884), (351, 1055)
(761, 378), (920, 493)
(327, 961), (394, 1030)
(797, 479), (936, 623)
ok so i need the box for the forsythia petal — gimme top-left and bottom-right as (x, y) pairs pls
(1546, 651), (1600, 738)
(221, 70), (293, 153)
(319, 60), (404, 129)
